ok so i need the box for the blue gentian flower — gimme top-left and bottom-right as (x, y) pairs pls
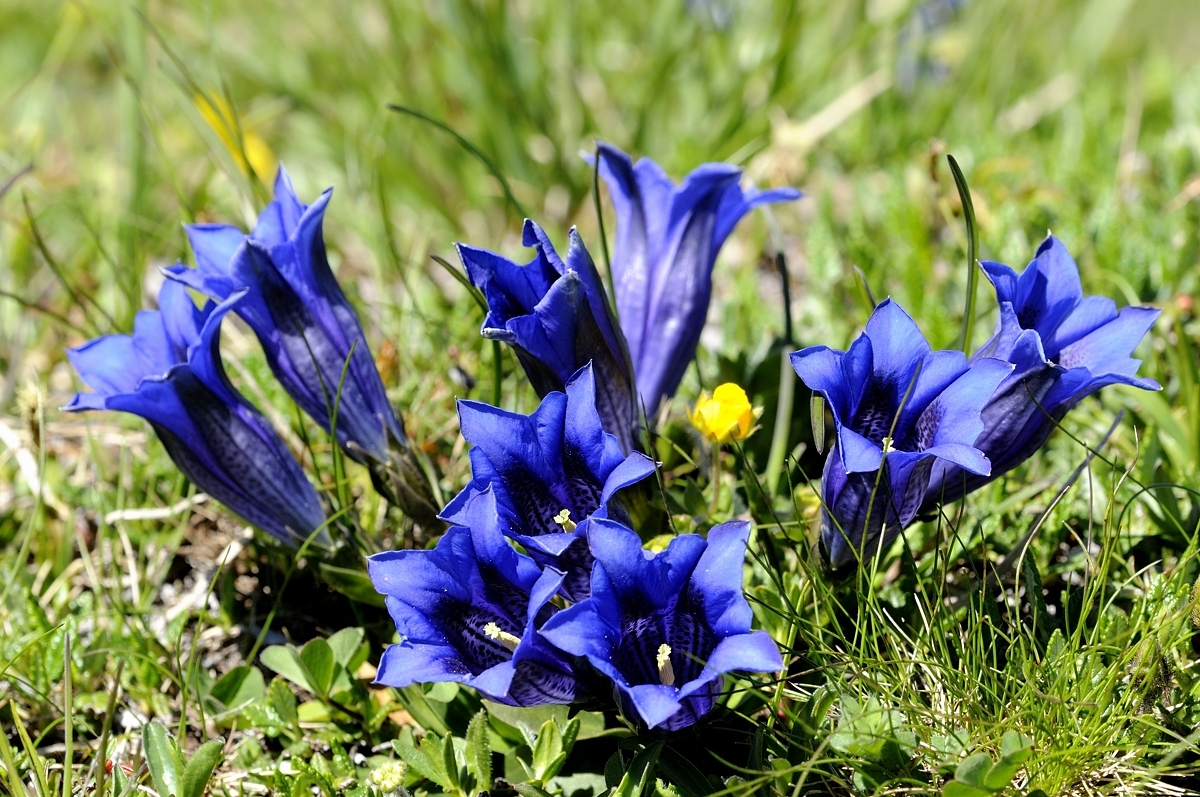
(923, 235), (1160, 507)
(164, 168), (439, 528)
(441, 363), (656, 600)
(539, 519), (782, 731)
(65, 281), (327, 547)
(791, 299), (1012, 570)
(457, 220), (638, 453)
(595, 143), (801, 418)
(164, 168), (403, 466)
(368, 489), (585, 706)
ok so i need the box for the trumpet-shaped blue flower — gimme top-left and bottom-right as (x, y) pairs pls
(539, 519), (782, 731)
(368, 489), (585, 706)
(595, 143), (801, 418)
(164, 167), (403, 467)
(791, 299), (1011, 570)
(441, 364), (656, 600)
(458, 220), (638, 453)
(66, 281), (327, 547)
(923, 235), (1160, 508)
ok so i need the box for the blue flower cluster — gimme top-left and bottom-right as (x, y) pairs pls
(67, 169), (440, 544)
(369, 144), (797, 730)
(369, 365), (781, 729)
(792, 235), (1159, 570)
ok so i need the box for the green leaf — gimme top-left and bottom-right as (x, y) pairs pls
(326, 628), (365, 668)
(268, 678), (300, 727)
(943, 782), (993, 797)
(180, 739), (224, 797)
(604, 752), (626, 789)
(984, 734), (1033, 792)
(142, 722), (185, 797)
(513, 785), (554, 797)
(982, 760), (1020, 792)
(260, 646), (313, 694)
(395, 685), (453, 736)
(531, 719), (563, 782)
(0, 715), (32, 797)
(612, 743), (662, 797)
(425, 681), (460, 703)
(953, 753), (995, 790)
(393, 740), (449, 789)
(317, 563), (386, 607)
(999, 730), (1034, 762)
(300, 639), (336, 699)
(657, 745), (714, 797)
(465, 710), (492, 794)
(484, 702), (569, 745)
(560, 716), (580, 753)
(440, 732), (461, 792)
(209, 666), (265, 711)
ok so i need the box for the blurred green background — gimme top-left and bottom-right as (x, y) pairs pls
(2, 0), (1200, 503)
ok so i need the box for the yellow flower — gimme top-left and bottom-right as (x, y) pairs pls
(688, 383), (761, 444)
(194, 92), (277, 182)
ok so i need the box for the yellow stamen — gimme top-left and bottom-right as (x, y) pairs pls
(553, 508), (577, 532)
(483, 622), (521, 652)
(656, 643), (675, 687)
(881, 435), (895, 455)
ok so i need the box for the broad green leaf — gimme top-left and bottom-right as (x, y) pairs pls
(425, 681), (460, 703)
(999, 730), (1034, 762)
(300, 638), (336, 698)
(209, 666), (265, 711)
(298, 700), (333, 723)
(484, 702), (569, 747)
(327, 628), (365, 668)
(983, 759), (1021, 792)
(260, 646), (313, 694)
(180, 739), (224, 797)
(982, 731), (1034, 790)
(142, 722), (185, 797)
(943, 782), (993, 797)
(953, 753), (995, 790)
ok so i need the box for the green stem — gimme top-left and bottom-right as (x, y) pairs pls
(949, 154), (979, 354)
(765, 348), (796, 496)
(709, 444), (722, 516)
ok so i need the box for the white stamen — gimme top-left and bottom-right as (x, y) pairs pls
(656, 643), (675, 687)
(483, 622), (521, 652)
(881, 435), (895, 454)
(553, 508), (577, 532)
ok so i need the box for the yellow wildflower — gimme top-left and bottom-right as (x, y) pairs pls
(688, 383), (761, 444)
(194, 92), (277, 182)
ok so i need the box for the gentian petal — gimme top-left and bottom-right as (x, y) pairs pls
(66, 283), (327, 547)
(595, 141), (800, 418)
(167, 168), (408, 470)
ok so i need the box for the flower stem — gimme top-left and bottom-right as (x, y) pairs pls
(765, 348), (796, 496)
